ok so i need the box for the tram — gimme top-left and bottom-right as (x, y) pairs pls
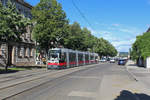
(47, 48), (99, 69)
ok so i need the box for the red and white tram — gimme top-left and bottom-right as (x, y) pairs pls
(47, 48), (99, 69)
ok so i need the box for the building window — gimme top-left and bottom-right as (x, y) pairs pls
(24, 47), (27, 57)
(24, 48), (30, 57)
(28, 48), (31, 57)
(30, 48), (34, 57)
(18, 46), (22, 57)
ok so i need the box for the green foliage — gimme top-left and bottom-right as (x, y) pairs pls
(64, 22), (85, 50)
(131, 32), (150, 60)
(64, 22), (117, 57)
(32, 0), (117, 56)
(32, 0), (69, 52)
(94, 38), (117, 57)
(0, 0), (30, 42)
(82, 27), (98, 51)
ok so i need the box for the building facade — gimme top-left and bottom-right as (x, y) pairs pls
(1, 0), (32, 18)
(0, 0), (36, 67)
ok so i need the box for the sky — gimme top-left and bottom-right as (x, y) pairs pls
(25, 0), (150, 52)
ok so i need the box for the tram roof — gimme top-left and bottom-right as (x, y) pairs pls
(49, 48), (98, 55)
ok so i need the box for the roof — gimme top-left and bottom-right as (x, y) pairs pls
(146, 27), (150, 32)
(16, 0), (33, 9)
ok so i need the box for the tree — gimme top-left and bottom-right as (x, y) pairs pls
(32, 0), (69, 53)
(94, 38), (117, 58)
(0, 0), (30, 71)
(82, 27), (97, 51)
(131, 31), (150, 61)
(64, 22), (85, 50)
(0, 1), (30, 42)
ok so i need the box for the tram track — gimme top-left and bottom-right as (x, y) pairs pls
(0, 64), (99, 100)
(0, 70), (59, 90)
(0, 70), (53, 83)
(3, 72), (71, 100)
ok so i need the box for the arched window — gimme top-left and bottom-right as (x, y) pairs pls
(18, 46), (21, 57)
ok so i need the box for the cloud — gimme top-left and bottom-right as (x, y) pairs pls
(117, 46), (131, 52)
(112, 39), (136, 52)
(109, 25), (143, 36)
(87, 23), (144, 52)
(112, 24), (120, 27)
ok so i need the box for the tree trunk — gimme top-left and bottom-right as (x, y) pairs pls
(5, 64), (8, 72)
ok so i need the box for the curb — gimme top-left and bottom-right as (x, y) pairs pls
(125, 61), (138, 82)
(125, 66), (138, 82)
(125, 61), (141, 100)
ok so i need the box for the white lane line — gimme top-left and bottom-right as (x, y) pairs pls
(68, 91), (96, 98)
(69, 76), (100, 79)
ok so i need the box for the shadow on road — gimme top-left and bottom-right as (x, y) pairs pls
(128, 64), (137, 66)
(114, 90), (150, 100)
(0, 69), (19, 74)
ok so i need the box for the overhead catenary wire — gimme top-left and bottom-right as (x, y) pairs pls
(71, 0), (94, 30)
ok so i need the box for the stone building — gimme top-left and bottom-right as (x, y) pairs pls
(0, 0), (36, 67)
(1, 0), (32, 18)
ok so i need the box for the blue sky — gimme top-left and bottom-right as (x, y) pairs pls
(26, 0), (150, 52)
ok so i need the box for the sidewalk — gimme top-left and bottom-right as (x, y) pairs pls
(99, 61), (150, 100)
(126, 60), (150, 71)
(126, 60), (150, 90)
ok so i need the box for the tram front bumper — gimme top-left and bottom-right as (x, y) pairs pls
(47, 65), (59, 69)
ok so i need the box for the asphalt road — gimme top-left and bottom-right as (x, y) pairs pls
(4, 63), (131, 100)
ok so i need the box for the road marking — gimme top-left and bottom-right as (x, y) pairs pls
(68, 91), (96, 98)
(69, 76), (100, 79)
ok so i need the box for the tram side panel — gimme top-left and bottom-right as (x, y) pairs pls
(66, 50), (70, 68)
(68, 50), (76, 68)
(76, 51), (79, 67)
(83, 53), (85, 65)
(90, 54), (94, 64)
(78, 53), (84, 66)
(59, 51), (67, 69)
(85, 53), (89, 65)
(95, 53), (99, 64)
(88, 53), (91, 64)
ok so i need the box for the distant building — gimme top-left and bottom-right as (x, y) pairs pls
(146, 27), (150, 32)
(0, 0), (35, 67)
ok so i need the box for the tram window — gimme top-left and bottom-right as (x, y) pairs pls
(85, 54), (89, 61)
(78, 54), (83, 62)
(69, 52), (76, 62)
(48, 50), (60, 60)
(91, 55), (94, 60)
(60, 52), (66, 62)
(51, 54), (58, 58)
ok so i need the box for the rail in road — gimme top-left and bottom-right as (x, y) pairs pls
(0, 70), (52, 83)
(0, 64), (99, 100)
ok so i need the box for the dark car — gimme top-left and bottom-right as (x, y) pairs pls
(118, 59), (126, 65)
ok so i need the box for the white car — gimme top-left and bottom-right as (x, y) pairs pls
(99, 59), (107, 62)
(110, 59), (115, 63)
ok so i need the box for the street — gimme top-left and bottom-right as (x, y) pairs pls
(1, 0), (150, 100)
(1, 63), (149, 100)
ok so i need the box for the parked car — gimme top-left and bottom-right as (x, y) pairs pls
(110, 59), (115, 63)
(118, 59), (126, 65)
(99, 59), (107, 62)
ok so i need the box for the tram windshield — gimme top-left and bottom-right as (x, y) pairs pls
(48, 50), (60, 61)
